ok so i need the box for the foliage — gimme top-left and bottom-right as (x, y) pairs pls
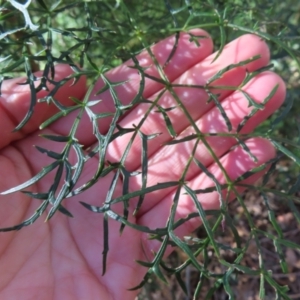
(0, 0), (300, 299)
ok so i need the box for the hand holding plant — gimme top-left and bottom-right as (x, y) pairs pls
(0, 30), (285, 300)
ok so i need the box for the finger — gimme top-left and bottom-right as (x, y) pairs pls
(127, 71), (285, 215)
(105, 34), (271, 170)
(90, 29), (214, 111)
(13, 34), (271, 210)
(50, 29), (214, 139)
(138, 137), (276, 255)
(4, 35), (275, 220)
(0, 65), (86, 149)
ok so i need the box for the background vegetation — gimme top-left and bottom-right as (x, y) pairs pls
(1, 0), (300, 299)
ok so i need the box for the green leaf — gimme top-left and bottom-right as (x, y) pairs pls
(276, 238), (300, 249)
(271, 140), (300, 166)
(271, 96), (294, 130)
(152, 264), (167, 284)
(100, 212), (108, 275)
(237, 84), (278, 132)
(1, 161), (60, 195)
(71, 142), (85, 186)
(110, 181), (179, 204)
(273, 239), (288, 274)
(193, 157), (223, 205)
(155, 104), (177, 138)
(35, 146), (63, 159)
(135, 260), (153, 268)
(22, 191), (48, 199)
(127, 272), (152, 291)
(184, 185), (220, 258)
(240, 90), (264, 109)
(85, 52), (99, 72)
(175, 272), (188, 295)
(13, 57), (37, 131)
(57, 205), (73, 218)
(134, 131), (160, 215)
(211, 7), (227, 63)
(164, 134), (198, 145)
(223, 271), (235, 300)
(40, 134), (71, 142)
(163, 32), (180, 68)
(206, 90), (232, 131)
(259, 273), (265, 300)
(206, 55), (260, 85)
(39, 106), (80, 129)
(0, 200), (49, 232)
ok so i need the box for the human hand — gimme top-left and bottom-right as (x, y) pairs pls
(0, 29), (285, 300)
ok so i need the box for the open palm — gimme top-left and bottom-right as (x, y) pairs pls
(0, 29), (285, 300)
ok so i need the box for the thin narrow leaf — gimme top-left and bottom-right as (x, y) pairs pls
(102, 213), (109, 275)
(193, 157), (223, 206)
(222, 210), (242, 249)
(22, 191), (48, 199)
(40, 134), (71, 142)
(271, 140), (300, 166)
(155, 105), (177, 138)
(206, 55), (260, 85)
(206, 90), (232, 131)
(237, 84), (278, 132)
(71, 142), (85, 186)
(240, 90), (264, 109)
(111, 181), (179, 204)
(119, 167), (131, 233)
(287, 179), (300, 225)
(153, 264), (168, 284)
(193, 273), (205, 300)
(40, 105), (80, 129)
(211, 7), (227, 63)
(276, 238), (300, 249)
(271, 96), (294, 130)
(175, 272), (188, 295)
(235, 137), (258, 162)
(273, 239), (288, 274)
(262, 193), (283, 237)
(259, 273), (265, 300)
(57, 204), (74, 218)
(163, 31), (180, 68)
(0, 200), (49, 231)
(184, 185), (220, 258)
(13, 57), (37, 131)
(164, 134), (198, 145)
(127, 272), (153, 291)
(35, 145), (63, 159)
(135, 260), (153, 268)
(223, 270), (235, 299)
(1, 161), (60, 195)
(85, 52), (99, 71)
(134, 131), (160, 215)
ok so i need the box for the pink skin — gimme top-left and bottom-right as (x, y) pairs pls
(0, 29), (285, 300)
